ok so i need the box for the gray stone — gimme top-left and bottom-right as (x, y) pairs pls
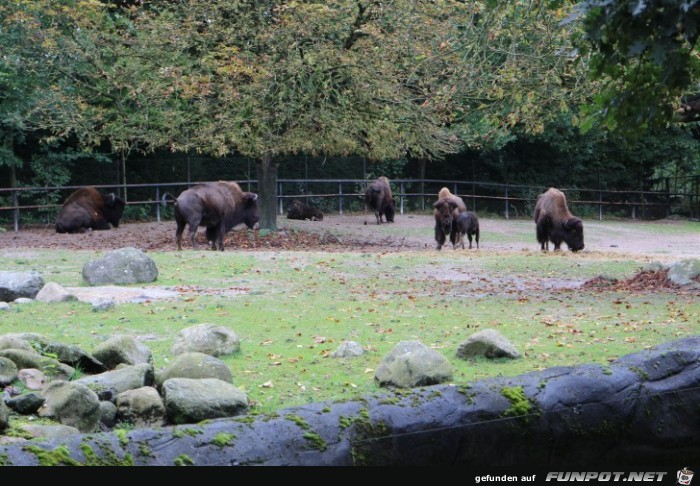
(76, 363), (155, 396)
(456, 329), (522, 360)
(170, 323), (241, 357)
(38, 381), (100, 433)
(17, 368), (48, 390)
(13, 298), (33, 304)
(92, 335), (152, 369)
(21, 424), (80, 440)
(163, 378), (248, 424)
(0, 357), (18, 385)
(82, 247), (158, 285)
(0, 302), (9, 311)
(0, 335), (35, 352)
(668, 259), (700, 286)
(116, 387), (165, 427)
(34, 282), (77, 303)
(0, 399), (8, 432)
(0, 271), (44, 302)
(92, 298), (115, 312)
(644, 261), (667, 272)
(41, 342), (106, 374)
(5, 393), (45, 415)
(330, 341), (365, 358)
(156, 352), (232, 389)
(375, 341), (453, 388)
(99, 401), (118, 428)
(0, 349), (74, 381)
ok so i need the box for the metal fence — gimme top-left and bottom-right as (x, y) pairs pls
(0, 178), (696, 231)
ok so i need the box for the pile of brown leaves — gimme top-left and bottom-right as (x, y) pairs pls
(583, 269), (683, 292)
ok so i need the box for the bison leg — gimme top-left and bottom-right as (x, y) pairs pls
(536, 218), (550, 252)
(474, 228), (479, 249)
(435, 224), (446, 250)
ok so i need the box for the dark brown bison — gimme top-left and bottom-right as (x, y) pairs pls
(364, 176), (395, 225)
(55, 187), (125, 234)
(286, 200), (323, 221)
(171, 181), (259, 251)
(434, 187), (467, 250)
(451, 211), (480, 249)
(534, 187), (584, 252)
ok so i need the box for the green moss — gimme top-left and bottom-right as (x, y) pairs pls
(0, 454), (9, 466)
(211, 432), (235, 448)
(285, 413), (310, 430)
(24, 445), (81, 466)
(172, 427), (203, 438)
(232, 416), (256, 425)
(630, 366), (650, 381)
(114, 429), (129, 448)
(174, 454), (195, 466)
(303, 431), (327, 452)
(378, 396), (401, 406)
(138, 443), (153, 458)
(321, 407), (332, 413)
(501, 386), (533, 418)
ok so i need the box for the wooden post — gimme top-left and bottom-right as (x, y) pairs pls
(339, 182), (344, 215)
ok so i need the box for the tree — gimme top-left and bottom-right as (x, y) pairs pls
(574, 0), (700, 133)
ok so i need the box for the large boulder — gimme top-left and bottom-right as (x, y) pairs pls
(5, 393), (45, 415)
(374, 341), (453, 388)
(82, 248), (158, 286)
(40, 342), (106, 374)
(170, 324), (240, 357)
(0, 356), (18, 386)
(92, 335), (152, 369)
(21, 424), (80, 440)
(76, 363), (155, 396)
(162, 378), (248, 424)
(0, 349), (74, 381)
(38, 381), (101, 433)
(668, 259), (700, 286)
(0, 271), (44, 302)
(34, 282), (77, 303)
(456, 329), (522, 360)
(156, 352), (232, 389)
(0, 400), (8, 432)
(115, 387), (166, 427)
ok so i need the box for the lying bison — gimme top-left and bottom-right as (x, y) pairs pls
(364, 176), (396, 225)
(168, 181), (259, 251)
(55, 187), (125, 234)
(451, 211), (480, 249)
(434, 187), (467, 250)
(286, 200), (323, 221)
(534, 187), (584, 252)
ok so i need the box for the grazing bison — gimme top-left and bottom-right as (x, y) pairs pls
(286, 200), (324, 221)
(364, 176), (396, 225)
(55, 187), (125, 234)
(433, 187), (467, 250)
(171, 181), (259, 251)
(451, 211), (480, 249)
(533, 187), (584, 252)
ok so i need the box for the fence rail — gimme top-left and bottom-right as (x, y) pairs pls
(1, 179), (697, 231)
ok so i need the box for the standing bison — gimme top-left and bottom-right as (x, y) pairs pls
(286, 200), (324, 221)
(433, 187), (468, 250)
(451, 211), (480, 249)
(170, 181), (259, 251)
(364, 176), (396, 225)
(534, 187), (584, 252)
(55, 187), (125, 234)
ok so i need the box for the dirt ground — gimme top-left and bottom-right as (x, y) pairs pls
(0, 213), (698, 259)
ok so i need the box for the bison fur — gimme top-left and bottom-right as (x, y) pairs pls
(55, 187), (125, 234)
(451, 211), (480, 249)
(286, 200), (323, 221)
(533, 187), (584, 252)
(364, 176), (396, 225)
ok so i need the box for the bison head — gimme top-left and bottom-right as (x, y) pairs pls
(433, 198), (457, 235)
(242, 192), (260, 229)
(102, 193), (126, 228)
(384, 199), (396, 223)
(563, 217), (584, 252)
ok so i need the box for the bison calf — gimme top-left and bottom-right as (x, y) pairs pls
(364, 176), (396, 225)
(55, 187), (125, 234)
(451, 211), (480, 249)
(534, 187), (584, 252)
(286, 200), (323, 221)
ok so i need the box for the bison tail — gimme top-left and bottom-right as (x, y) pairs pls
(161, 193), (177, 207)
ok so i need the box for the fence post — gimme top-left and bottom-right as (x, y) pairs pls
(504, 186), (509, 220)
(156, 187), (161, 222)
(339, 182), (344, 215)
(278, 182), (283, 215)
(400, 182), (404, 215)
(13, 189), (19, 232)
(598, 190), (603, 221)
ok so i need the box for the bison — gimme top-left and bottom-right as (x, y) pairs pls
(286, 200), (324, 221)
(451, 211), (480, 249)
(55, 187), (125, 234)
(433, 187), (468, 250)
(364, 176), (396, 225)
(170, 181), (259, 251)
(438, 187), (467, 213)
(533, 187), (584, 252)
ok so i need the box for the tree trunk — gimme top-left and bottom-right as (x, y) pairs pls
(256, 153), (279, 232)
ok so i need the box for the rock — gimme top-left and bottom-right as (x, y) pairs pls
(116, 387), (165, 427)
(644, 261), (667, 272)
(0, 400), (9, 432)
(92, 335), (152, 369)
(320, 231), (341, 244)
(0, 271), (44, 302)
(170, 323), (240, 357)
(329, 341), (365, 358)
(99, 401), (118, 429)
(41, 342), (106, 374)
(162, 378), (248, 424)
(17, 368), (48, 390)
(21, 424), (80, 440)
(0, 302), (9, 311)
(456, 329), (522, 360)
(0, 349), (75, 381)
(0, 335), (35, 352)
(668, 259), (700, 286)
(156, 352), (232, 389)
(5, 393), (45, 415)
(76, 363), (155, 396)
(38, 381), (100, 433)
(92, 298), (115, 312)
(82, 247), (158, 285)
(374, 341), (453, 388)
(34, 282), (77, 303)
(0, 357), (18, 385)
(13, 298), (34, 304)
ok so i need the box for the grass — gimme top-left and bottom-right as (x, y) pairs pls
(0, 222), (698, 416)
